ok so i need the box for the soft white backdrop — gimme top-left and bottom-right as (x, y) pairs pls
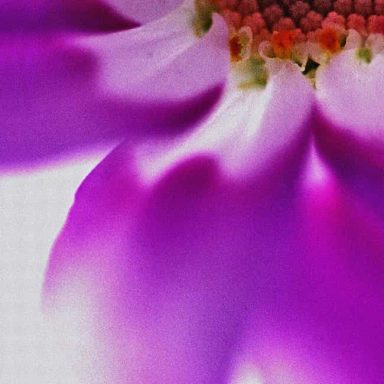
(0, 149), (111, 383)
(0, 146), (272, 384)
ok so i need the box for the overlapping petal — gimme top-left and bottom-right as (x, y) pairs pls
(0, 8), (227, 168)
(316, 48), (384, 167)
(0, 0), (136, 33)
(43, 62), (313, 383)
(135, 61), (314, 184)
(30, 1), (384, 383)
(314, 48), (384, 219)
(77, 7), (228, 106)
(0, 36), (128, 167)
(234, 166), (384, 383)
(102, 0), (184, 24)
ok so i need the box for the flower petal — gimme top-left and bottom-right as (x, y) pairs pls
(43, 132), (304, 383)
(135, 61), (314, 183)
(314, 49), (384, 220)
(0, 30), (221, 168)
(315, 48), (384, 167)
(0, 0), (136, 32)
(77, 7), (229, 105)
(0, 36), (123, 167)
(102, 0), (185, 24)
(231, 160), (384, 383)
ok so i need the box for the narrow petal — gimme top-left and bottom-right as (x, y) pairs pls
(315, 48), (384, 167)
(135, 61), (314, 184)
(102, 0), (184, 24)
(0, 0), (136, 33)
(315, 49), (384, 219)
(0, 36), (125, 167)
(77, 7), (229, 105)
(231, 159), (384, 383)
(43, 120), (306, 384)
(0, 29), (221, 168)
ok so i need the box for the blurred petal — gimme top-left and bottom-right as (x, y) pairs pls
(0, 36), (125, 167)
(232, 157), (384, 383)
(316, 48), (384, 167)
(0, 0), (136, 33)
(78, 8), (229, 105)
(135, 61), (314, 184)
(43, 123), (305, 384)
(0, 27), (222, 168)
(314, 49), (384, 219)
(102, 0), (185, 24)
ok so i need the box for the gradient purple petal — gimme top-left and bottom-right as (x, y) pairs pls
(314, 49), (384, 219)
(0, 36), (128, 167)
(315, 48), (384, 167)
(102, 0), (185, 24)
(77, 10), (229, 104)
(43, 87), (309, 384)
(0, 14), (226, 168)
(234, 161), (384, 383)
(0, 0), (137, 33)
(134, 61), (314, 184)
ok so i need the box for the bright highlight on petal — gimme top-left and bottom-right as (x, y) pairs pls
(102, 0), (185, 24)
(135, 61), (313, 184)
(77, 3), (229, 102)
(316, 45), (384, 149)
(44, 137), (304, 384)
(12, 0), (384, 383)
(0, 0), (136, 32)
(230, 363), (264, 384)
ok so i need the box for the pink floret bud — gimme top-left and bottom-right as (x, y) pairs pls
(221, 9), (243, 29)
(273, 17), (297, 31)
(367, 14), (384, 33)
(334, 0), (353, 15)
(374, 0), (384, 15)
(354, 0), (373, 16)
(243, 12), (267, 34)
(322, 11), (346, 29)
(313, 0), (333, 14)
(237, 0), (259, 15)
(300, 10), (323, 32)
(347, 13), (367, 34)
(289, 1), (311, 21)
(263, 4), (284, 26)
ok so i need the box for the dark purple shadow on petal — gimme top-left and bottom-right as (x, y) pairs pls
(313, 106), (384, 220)
(0, 0), (138, 33)
(233, 158), (384, 383)
(291, 177), (384, 383)
(59, 0), (139, 32)
(0, 37), (224, 170)
(43, 126), (309, 383)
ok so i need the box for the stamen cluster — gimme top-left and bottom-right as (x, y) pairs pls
(197, 0), (384, 59)
(213, 0), (384, 34)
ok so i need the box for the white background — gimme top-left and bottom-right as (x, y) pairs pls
(0, 149), (110, 383)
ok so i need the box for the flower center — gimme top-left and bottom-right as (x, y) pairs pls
(195, 0), (384, 83)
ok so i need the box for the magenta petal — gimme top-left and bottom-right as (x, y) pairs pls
(314, 50), (384, 219)
(0, 31), (222, 168)
(315, 49), (384, 167)
(134, 61), (314, 184)
(0, 36), (125, 167)
(78, 10), (229, 105)
(43, 137), (303, 383)
(232, 164), (384, 383)
(314, 49), (384, 220)
(102, 0), (185, 24)
(0, 0), (136, 32)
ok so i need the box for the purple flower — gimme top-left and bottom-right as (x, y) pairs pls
(4, 0), (384, 383)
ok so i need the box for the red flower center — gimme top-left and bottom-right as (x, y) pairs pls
(197, 0), (384, 59)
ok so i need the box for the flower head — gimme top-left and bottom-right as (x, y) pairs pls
(3, 0), (384, 383)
